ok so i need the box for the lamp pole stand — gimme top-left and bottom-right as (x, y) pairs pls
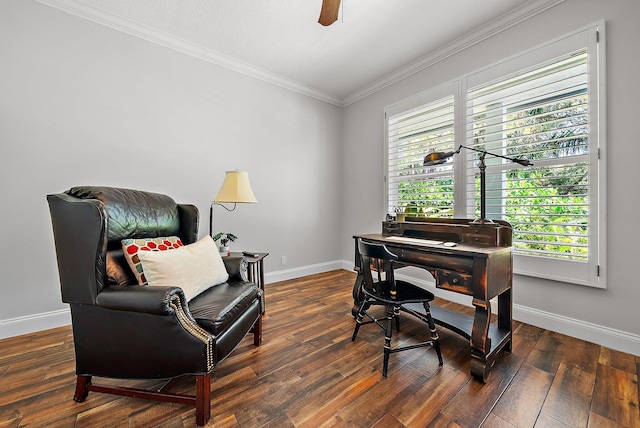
(209, 204), (214, 237)
(472, 152), (494, 225)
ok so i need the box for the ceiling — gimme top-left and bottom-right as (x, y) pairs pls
(37, 0), (562, 105)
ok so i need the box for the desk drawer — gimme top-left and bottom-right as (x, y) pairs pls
(433, 269), (473, 295)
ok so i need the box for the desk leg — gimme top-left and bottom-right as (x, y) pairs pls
(498, 288), (512, 353)
(470, 299), (492, 382)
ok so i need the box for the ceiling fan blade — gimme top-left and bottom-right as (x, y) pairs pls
(318, 0), (341, 26)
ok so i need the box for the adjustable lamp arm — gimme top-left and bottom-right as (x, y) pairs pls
(458, 145), (533, 167)
(423, 145), (532, 167)
(209, 202), (238, 237)
(423, 145), (533, 223)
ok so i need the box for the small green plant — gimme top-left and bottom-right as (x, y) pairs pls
(213, 232), (237, 247)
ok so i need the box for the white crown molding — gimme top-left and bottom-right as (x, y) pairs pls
(33, 0), (345, 107)
(34, 0), (564, 108)
(343, 0), (567, 106)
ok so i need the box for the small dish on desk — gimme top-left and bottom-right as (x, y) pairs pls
(443, 242), (458, 247)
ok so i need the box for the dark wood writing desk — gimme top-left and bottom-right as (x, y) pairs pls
(352, 219), (513, 382)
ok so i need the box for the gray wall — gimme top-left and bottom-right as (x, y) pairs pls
(0, 1), (343, 325)
(342, 0), (640, 354)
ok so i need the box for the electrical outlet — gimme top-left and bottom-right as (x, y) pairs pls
(281, 256), (287, 266)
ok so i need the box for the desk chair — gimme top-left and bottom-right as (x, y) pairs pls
(352, 238), (443, 377)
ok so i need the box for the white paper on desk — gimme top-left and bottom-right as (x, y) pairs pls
(385, 236), (443, 246)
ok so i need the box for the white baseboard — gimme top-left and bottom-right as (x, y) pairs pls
(265, 260), (344, 284)
(513, 305), (640, 356)
(4, 261), (640, 357)
(0, 308), (71, 340)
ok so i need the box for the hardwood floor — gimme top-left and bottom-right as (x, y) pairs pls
(1, 270), (638, 427)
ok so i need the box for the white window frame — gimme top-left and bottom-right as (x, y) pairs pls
(385, 82), (459, 218)
(384, 21), (606, 288)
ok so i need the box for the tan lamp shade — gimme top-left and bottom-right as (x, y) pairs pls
(213, 170), (258, 204)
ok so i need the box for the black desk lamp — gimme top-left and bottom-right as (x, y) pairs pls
(423, 145), (533, 224)
(209, 170), (258, 237)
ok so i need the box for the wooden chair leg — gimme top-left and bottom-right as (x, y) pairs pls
(73, 373), (212, 426)
(73, 375), (91, 402)
(382, 305), (395, 378)
(351, 300), (367, 341)
(195, 374), (211, 426)
(423, 302), (443, 365)
(253, 315), (263, 346)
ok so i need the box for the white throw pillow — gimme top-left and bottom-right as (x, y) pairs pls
(137, 235), (229, 301)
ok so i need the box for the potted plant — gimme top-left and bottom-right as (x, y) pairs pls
(213, 232), (237, 256)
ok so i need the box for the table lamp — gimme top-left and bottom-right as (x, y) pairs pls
(209, 170), (258, 236)
(423, 145), (532, 224)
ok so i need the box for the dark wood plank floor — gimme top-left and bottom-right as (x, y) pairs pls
(1, 270), (638, 427)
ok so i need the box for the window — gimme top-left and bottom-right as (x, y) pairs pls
(387, 91), (456, 218)
(384, 23), (606, 288)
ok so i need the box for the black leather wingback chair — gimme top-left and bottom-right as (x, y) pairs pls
(47, 186), (263, 426)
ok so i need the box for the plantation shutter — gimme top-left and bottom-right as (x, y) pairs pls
(386, 94), (455, 217)
(466, 50), (590, 261)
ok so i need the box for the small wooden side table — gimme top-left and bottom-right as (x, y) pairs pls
(230, 252), (268, 293)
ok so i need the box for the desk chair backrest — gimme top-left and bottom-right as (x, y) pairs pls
(357, 238), (399, 296)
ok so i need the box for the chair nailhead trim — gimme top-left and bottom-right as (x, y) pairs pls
(169, 295), (214, 371)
